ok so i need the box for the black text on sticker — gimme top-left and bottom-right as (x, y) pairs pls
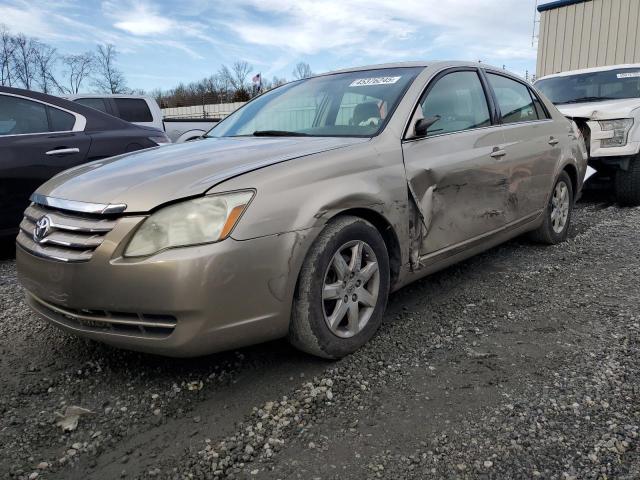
(350, 76), (401, 87)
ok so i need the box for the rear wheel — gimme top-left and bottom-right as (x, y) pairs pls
(289, 216), (390, 359)
(529, 171), (574, 245)
(614, 160), (640, 206)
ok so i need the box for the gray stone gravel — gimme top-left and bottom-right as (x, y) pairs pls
(1, 201), (639, 480)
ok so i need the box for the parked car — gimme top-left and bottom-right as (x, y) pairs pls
(0, 86), (170, 238)
(17, 61), (587, 359)
(535, 64), (640, 205)
(65, 94), (220, 143)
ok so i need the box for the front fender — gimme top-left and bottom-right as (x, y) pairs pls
(207, 139), (410, 264)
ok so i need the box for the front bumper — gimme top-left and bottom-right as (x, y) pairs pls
(17, 219), (318, 357)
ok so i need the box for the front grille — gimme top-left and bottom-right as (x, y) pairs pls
(17, 203), (119, 262)
(28, 293), (177, 338)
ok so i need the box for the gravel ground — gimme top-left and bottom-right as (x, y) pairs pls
(1, 199), (639, 480)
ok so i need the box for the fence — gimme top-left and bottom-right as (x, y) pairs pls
(161, 102), (246, 119)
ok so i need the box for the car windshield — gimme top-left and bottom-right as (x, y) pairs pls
(535, 68), (640, 104)
(207, 67), (423, 138)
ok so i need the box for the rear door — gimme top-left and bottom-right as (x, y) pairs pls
(401, 68), (509, 257)
(0, 94), (91, 234)
(484, 72), (559, 219)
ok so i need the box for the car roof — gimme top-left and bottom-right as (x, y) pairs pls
(64, 94), (151, 100)
(537, 63), (640, 81)
(0, 86), (146, 132)
(318, 60), (525, 81)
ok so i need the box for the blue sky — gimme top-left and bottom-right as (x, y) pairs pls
(0, 0), (553, 92)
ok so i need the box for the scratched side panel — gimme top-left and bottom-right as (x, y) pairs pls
(499, 121), (561, 221)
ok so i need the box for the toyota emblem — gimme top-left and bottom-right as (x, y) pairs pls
(33, 216), (51, 243)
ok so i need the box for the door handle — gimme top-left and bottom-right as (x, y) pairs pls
(548, 137), (559, 146)
(45, 147), (80, 156)
(490, 148), (506, 158)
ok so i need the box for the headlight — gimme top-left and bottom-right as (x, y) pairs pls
(598, 118), (633, 147)
(124, 191), (254, 257)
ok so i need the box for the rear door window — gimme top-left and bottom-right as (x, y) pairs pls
(113, 98), (153, 122)
(419, 70), (491, 136)
(487, 73), (539, 124)
(0, 95), (49, 135)
(74, 97), (109, 114)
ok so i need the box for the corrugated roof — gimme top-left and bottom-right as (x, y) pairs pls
(537, 0), (591, 12)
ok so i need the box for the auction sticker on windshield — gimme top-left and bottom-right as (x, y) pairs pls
(350, 76), (401, 87)
(617, 72), (640, 79)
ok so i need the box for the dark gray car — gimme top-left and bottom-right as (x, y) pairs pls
(0, 87), (170, 237)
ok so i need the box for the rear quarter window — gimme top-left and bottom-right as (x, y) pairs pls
(113, 98), (153, 122)
(48, 107), (76, 131)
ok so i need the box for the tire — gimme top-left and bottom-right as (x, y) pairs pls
(289, 216), (390, 359)
(614, 160), (640, 206)
(529, 171), (574, 245)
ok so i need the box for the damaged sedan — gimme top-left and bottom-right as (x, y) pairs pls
(17, 61), (587, 358)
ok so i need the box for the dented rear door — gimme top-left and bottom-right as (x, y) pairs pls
(485, 72), (557, 220)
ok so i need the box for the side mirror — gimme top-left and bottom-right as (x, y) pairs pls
(414, 115), (441, 138)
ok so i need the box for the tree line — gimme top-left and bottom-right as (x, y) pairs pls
(0, 24), (314, 109)
(1, 25), (130, 95)
(152, 61), (313, 109)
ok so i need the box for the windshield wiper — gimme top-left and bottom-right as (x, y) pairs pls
(559, 96), (616, 104)
(252, 130), (311, 137)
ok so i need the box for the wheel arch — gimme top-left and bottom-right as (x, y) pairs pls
(325, 208), (402, 289)
(176, 129), (207, 143)
(562, 162), (579, 200)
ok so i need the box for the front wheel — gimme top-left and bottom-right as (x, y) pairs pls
(529, 171), (574, 245)
(289, 216), (390, 359)
(614, 160), (640, 206)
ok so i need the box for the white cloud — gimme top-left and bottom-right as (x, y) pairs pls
(107, 1), (176, 36)
(218, 0), (537, 66)
(0, 1), (94, 42)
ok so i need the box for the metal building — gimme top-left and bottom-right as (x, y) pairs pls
(536, 0), (640, 78)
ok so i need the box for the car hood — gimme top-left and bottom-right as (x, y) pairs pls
(37, 136), (369, 213)
(556, 98), (640, 120)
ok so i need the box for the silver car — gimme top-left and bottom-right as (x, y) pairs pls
(16, 61), (588, 358)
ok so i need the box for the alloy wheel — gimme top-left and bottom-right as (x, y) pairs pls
(322, 240), (380, 338)
(551, 180), (570, 234)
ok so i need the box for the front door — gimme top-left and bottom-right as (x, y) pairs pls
(0, 94), (90, 234)
(401, 69), (509, 258)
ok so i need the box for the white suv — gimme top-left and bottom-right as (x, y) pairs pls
(536, 64), (640, 205)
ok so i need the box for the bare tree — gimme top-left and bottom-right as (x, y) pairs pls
(0, 24), (15, 87)
(59, 52), (94, 94)
(12, 33), (37, 89)
(93, 43), (128, 93)
(292, 62), (313, 80)
(32, 41), (58, 93)
(220, 61), (252, 91)
(219, 61), (252, 101)
(271, 76), (287, 88)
